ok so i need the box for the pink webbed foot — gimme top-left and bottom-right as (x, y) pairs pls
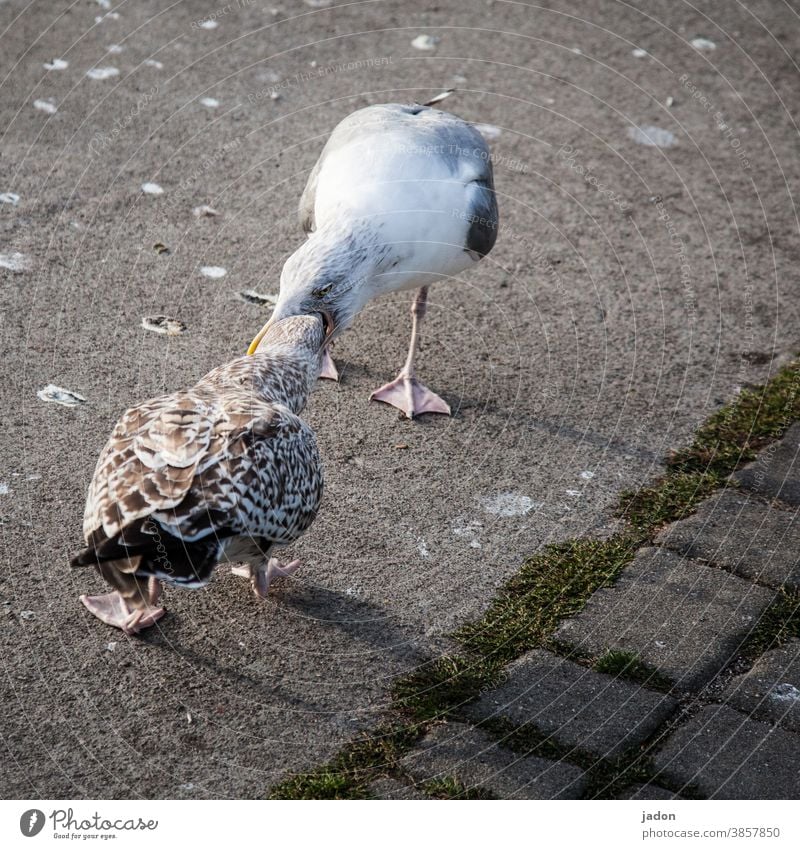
(79, 591), (165, 635)
(370, 373), (451, 419)
(319, 345), (339, 381)
(231, 557), (302, 599)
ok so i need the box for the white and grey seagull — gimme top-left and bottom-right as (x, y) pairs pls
(249, 94), (499, 418)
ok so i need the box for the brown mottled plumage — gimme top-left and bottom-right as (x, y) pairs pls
(71, 315), (327, 634)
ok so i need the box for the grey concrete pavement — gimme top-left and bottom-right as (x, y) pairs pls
(1, 0), (798, 797)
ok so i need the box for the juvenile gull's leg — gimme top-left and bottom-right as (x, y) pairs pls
(232, 558), (302, 599)
(370, 287), (451, 418)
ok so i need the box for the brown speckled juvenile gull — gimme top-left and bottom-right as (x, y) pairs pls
(249, 95), (499, 419)
(71, 315), (327, 635)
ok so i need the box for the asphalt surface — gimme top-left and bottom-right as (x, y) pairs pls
(1, 0), (798, 798)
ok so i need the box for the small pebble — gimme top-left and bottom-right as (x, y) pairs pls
(106, 642), (117, 652)
(0, 483), (9, 495)
(144, 59), (164, 69)
(0, 192), (19, 205)
(579, 470), (595, 480)
(142, 315), (187, 336)
(411, 34), (440, 51)
(20, 610), (36, 621)
(107, 44), (124, 54)
(33, 99), (57, 114)
(199, 20), (218, 30)
(37, 384), (87, 407)
(199, 97), (220, 108)
(86, 67), (120, 80)
(193, 204), (219, 217)
(691, 37), (716, 51)
(43, 58), (69, 70)
(141, 182), (164, 195)
(632, 48), (648, 58)
(200, 265), (227, 279)
(153, 242), (170, 254)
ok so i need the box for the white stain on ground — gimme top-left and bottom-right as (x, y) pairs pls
(411, 34), (440, 51)
(144, 59), (163, 69)
(480, 492), (539, 517)
(771, 683), (800, 703)
(107, 44), (124, 54)
(37, 385), (87, 407)
(43, 58), (69, 70)
(566, 489), (581, 497)
(199, 20), (219, 30)
(0, 192), (19, 205)
(473, 122), (502, 140)
(0, 252), (28, 272)
(200, 265), (227, 279)
(0, 483), (9, 496)
(33, 99), (57, 114)
(86, 67), (120, 80)
(580, 470), (595, 480)
(141, 182), (164, 195)
(199, 97), (220, 108)
(627, 125), (677, 148)
(691, 37), (716, 51)
(631, 48), (648, 58)
(417, 537), (430, 558)
(95, 12), (120, 23)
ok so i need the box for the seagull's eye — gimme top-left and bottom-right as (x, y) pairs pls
(312, 284), (333, 299)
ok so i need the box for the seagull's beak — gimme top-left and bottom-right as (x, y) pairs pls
(247, 318), (272, 356)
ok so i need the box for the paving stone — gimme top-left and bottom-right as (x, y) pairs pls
(721, 640), (800, 733)
(735, 422), (800, 506)
(401, 721), (585, 799)
(466, 649), (676, 758)
(368, 778), (426, 800)
(556, 548), (776, 690)
(616, 783), (679, 800)
(656, 490), (800, 589)
(654, 704), (800, 798)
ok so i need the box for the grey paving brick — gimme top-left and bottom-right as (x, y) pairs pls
(368, 778), (426, 800)
(721, 640), (800, 733)
(556, 548), (776, 689)
(654, 704), (800, 799)
(656, 490), (800, 590)
(401, 721), (585, 799)
(735, 422), (800, 506)
(466, 649), (676, 758)
(616, 783), (679, 800)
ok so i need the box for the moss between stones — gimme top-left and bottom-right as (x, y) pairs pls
(269, 357), (800, 800)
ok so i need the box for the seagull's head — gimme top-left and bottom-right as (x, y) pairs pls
(247, 237), (375, 356)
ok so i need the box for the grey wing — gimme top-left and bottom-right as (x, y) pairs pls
(154, 405), (323, 547)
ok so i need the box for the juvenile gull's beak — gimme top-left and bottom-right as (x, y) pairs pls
(246, 309), (335, 356)
(247, 318), (272, 356)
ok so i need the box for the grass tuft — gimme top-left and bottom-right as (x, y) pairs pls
(422, 777), (497, 800)
(592, 649), (673, 692)
(455, 535), (642, 664)
(738, 588), (800, 663)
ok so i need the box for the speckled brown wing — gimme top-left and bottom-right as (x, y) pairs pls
(82, 391), (240, 542)
(152, 403), (323, 548)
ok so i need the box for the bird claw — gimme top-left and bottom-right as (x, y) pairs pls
(370, 374), (451, 419)
(79, 591), (165, 635)
(232, 558), (302, 599)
